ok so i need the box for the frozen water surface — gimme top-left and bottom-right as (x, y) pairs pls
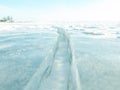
(0, 23), (120, 90)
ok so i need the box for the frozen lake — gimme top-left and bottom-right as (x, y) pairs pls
(0, 23), (120, 90)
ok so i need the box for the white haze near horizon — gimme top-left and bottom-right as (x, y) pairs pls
(0, 0), (120, 22)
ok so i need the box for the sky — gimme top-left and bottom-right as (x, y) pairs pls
(0, 0), (120, 22)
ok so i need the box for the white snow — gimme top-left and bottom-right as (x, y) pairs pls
(0, 22), (120, 90)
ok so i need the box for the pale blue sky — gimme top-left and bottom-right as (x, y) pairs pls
(0, 0), (95, 8)
(0, 0), (120, 22)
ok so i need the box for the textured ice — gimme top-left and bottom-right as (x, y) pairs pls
(0, 23), (120, 90)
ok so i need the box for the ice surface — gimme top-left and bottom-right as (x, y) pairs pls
(0, 23), (120, 90)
